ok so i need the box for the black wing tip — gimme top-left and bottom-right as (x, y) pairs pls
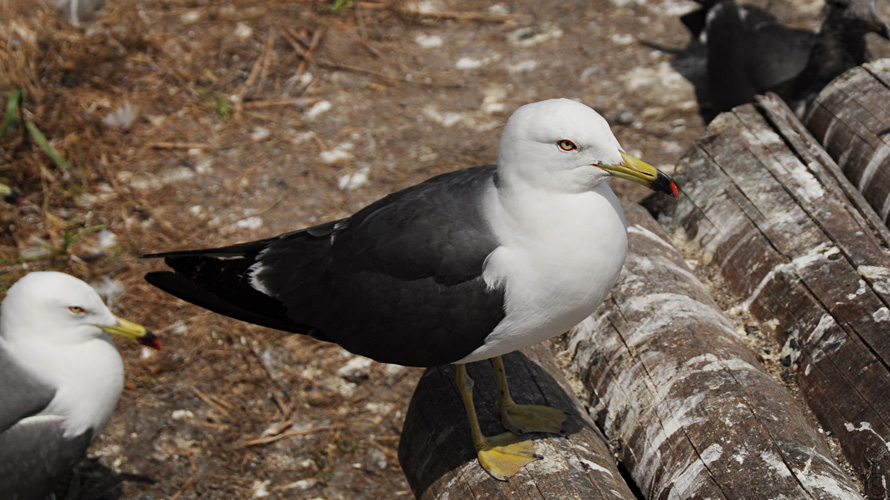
(143, 270), (172, 285)
(142, 250), (200, 260)
(143, 271), (193, 299)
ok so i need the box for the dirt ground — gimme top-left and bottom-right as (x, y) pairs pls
(2, 0), (889, 498)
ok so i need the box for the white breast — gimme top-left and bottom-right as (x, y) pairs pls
(459, 182), (628, 363)
(9, 336), (125, 439)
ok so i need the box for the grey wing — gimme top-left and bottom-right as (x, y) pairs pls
(258, 165), (506, 366)
(0, 416), (92, 500)
(0, 344), (56, 434)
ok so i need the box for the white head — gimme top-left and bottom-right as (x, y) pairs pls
(496, 99), (676, 197)
(0, 271), (157, 350)
(1, 272), (118, 347)
(0, 272), (157, 438)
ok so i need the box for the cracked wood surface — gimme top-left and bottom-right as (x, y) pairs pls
(559, 203), (859, 500)
(805, 59), (890, 226)
(654, 101), (890, 498)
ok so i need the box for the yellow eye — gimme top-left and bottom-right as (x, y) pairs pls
(557, 139), (577, 151)
(68, 306), (85, 315)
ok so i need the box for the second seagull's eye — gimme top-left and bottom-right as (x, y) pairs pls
(557, 139), (577, 151)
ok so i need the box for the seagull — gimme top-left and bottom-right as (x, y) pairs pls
(684, 0), (889, 117)
(0, 272), (159, 500)
(144, 98), (678, 480)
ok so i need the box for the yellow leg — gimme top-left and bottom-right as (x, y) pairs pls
(455, 364), (540, 481)
(491, 356), (567, 435)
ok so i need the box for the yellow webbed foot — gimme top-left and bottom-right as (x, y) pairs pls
(477, 432), (541, 481)
(500, 402), (567, 435)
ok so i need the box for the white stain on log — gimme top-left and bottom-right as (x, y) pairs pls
(794, 454), (864, 499)
(621, 292), (737, 346)
(879, 190), (890, 223)
(665, 443), (723, 499)
(578, 457), (612, 475)
(732, 244), (835, 314)
(858, 143), (890, 192)
(847, 279), (868, 300)
(630, 255), (701, 288)
(874, 307), (890, 323)
(628, 224), (677, 251)
(844, 421), (890, 454)
(803, 314), (848, 365)
(760, 451), (794, 479)
(788, 161), (826, 203)
(857, 265), (890, 295)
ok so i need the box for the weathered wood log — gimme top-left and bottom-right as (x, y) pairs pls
(652, 100), (890, 498)
(556, 203), (860, 499)
(804, 59), (890, 225)
(397, 343), (637, 499)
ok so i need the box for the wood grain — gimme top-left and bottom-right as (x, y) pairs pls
(558, 203), (859, 499)
(804, 59), (890, 225)
(654, 100), (890, 498)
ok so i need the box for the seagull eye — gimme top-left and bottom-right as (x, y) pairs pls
(557, 139), (577, 151)
(68, 306), (86, 315)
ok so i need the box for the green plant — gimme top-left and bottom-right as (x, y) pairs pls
(328, 0), (351, 12)
(199, 90), (233, 120)
(1, 90), (70, 171)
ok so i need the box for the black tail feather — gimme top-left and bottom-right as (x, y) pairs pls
(144, 242), (309, 334)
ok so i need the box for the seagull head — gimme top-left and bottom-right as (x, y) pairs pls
(0, 272), (159, 350)
(497, 99), (677, 197)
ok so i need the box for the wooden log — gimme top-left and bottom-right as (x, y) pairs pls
(804, 59), (890, 225)
(397, 343), (637, 500)
(652, 100), (890, 498)
(556, 203), (860, 499)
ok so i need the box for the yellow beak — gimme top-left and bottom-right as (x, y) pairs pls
(598, 151), (678, 198)
(97, 316), (161, 350)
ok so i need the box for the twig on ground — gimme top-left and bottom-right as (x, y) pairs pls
(354, 0), (368, 41)
(190, 386), (233, 417)
(316, 58), (463, 88)
(240, 423), (345, 448)
(245, 337), (291, 417)
(149, 141), (210, 150)
(257, 28), (276, 97)
(170, 474), (199, 500)
(233, 28), (275, 114)
(185, 448), (199, 473)
(396, 7), (527, 22)
(243, 97), (318, 109)
(283, 27), (324, 79)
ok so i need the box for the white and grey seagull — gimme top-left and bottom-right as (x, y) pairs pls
(0, 272), (159, 499)
(144, 98), (678, 480)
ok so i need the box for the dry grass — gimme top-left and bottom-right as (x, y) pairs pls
(1, 1), (429, 497)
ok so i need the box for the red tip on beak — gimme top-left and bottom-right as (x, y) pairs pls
(139, 331), (161, 350)
(652, 171), (679, 198)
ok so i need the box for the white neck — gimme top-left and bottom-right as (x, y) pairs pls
(5, 334), (124, 438)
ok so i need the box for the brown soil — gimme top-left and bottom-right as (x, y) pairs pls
(1, 0), (888, 498)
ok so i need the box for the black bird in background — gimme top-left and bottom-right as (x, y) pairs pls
(682, 0), (889, 118)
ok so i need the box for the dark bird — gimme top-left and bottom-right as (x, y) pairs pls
(683, 0), (889, 117)
(144, 98), (678, 480)
(0, 272), (159, 500)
